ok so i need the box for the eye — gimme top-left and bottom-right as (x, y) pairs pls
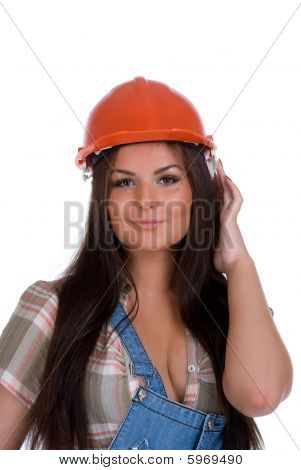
(111, 175), (180, 188)
(159, 176), (180, 185)
(111, 178), (133, 188)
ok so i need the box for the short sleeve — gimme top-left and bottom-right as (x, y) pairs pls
(0, 280), (58, 409)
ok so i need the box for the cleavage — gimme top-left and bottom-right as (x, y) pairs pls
(130, 312), (189, 404)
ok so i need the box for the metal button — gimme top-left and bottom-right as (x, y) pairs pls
(207, 419), (215, 430)
(137, 388), (147, 401)
(188, 364), (196, 372)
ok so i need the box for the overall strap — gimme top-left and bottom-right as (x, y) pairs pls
(109, 301), (167, 396)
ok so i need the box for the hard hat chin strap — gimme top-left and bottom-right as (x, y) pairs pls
(204, 147), (218, 179)
(82, 149), (111, 181)
(81, 159), (92, 181)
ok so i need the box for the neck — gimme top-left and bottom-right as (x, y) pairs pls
(123, 249), (179, 296)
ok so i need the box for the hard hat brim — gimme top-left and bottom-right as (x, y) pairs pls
(76, 129), (217, 169)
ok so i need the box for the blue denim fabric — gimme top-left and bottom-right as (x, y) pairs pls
(108, 302), (227, 450)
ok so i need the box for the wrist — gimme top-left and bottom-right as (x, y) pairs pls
(225, 253), (254, 279)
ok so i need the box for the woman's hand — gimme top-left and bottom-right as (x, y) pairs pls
(213, 160), (252, 275)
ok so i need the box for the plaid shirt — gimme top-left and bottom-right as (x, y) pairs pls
(1, 279), (267, 449)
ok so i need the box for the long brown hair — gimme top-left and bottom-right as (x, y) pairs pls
(26, 141), (264, 449)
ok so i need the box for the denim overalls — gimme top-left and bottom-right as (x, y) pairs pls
(107, 301), (228, 450)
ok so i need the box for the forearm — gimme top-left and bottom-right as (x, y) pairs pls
(222, 254), (293, 416)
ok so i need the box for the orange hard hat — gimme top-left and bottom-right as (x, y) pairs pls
(76, 76), (217, 180)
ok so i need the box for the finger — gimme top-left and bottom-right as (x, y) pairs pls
(216, 161), (233, 206)
(213, 162), (224, 199)
(224, 175), (244, 204)
(222, 176), (244, 217)
(216, 161), (243, 202)
(215, 163), (244, 221)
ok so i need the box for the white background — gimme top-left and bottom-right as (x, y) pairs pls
(0, 0), (300, 452)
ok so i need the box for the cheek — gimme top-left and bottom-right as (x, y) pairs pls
(169, 185), (192, 224)
(107, 194), (122, 231)
(160, 187), (192, 245)
(107, 196), (139, 245)
(167, 198), (192, 241)
(107, 197), (127, 233)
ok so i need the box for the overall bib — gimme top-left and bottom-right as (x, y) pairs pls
(108, 302), (228, 450)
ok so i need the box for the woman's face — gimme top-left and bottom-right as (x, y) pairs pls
(107, 142), (192, 251)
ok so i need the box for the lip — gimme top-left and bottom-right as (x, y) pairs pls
(135, 220), (166, 229)
(137, 220), (165, 223)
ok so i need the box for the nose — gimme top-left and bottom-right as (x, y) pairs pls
(135, 182), (160, 209)
(127, 183), (167, 222)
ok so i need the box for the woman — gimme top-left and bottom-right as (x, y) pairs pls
(0, 77), (293, 450)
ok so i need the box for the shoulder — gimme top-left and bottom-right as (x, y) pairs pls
(20, 279), (59, 302)
(16, 280), (59, 329)
(1, 280), (60, 342)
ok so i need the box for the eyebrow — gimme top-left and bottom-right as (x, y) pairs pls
(111, 164), (184, 176)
